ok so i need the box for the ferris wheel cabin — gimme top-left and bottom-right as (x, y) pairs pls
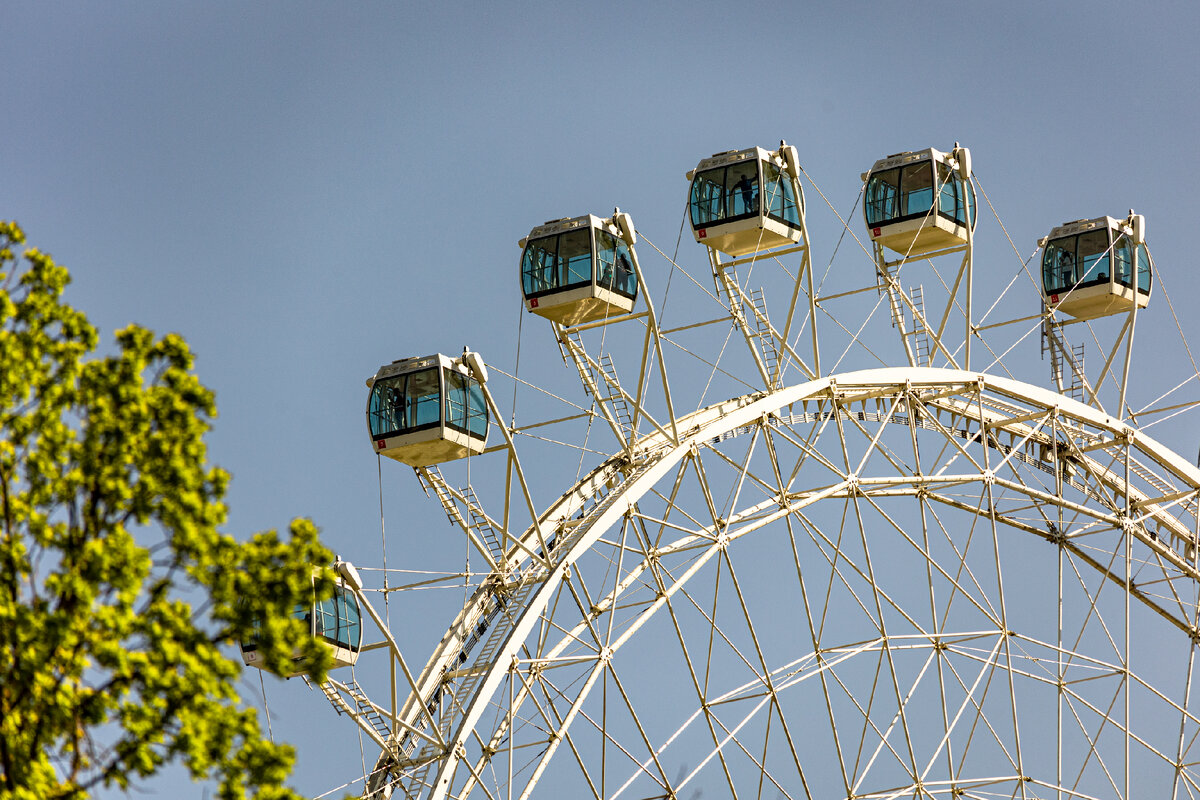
(863, 146), (975, 256)
(240, 565), (363, 678)
(1041, 213), (1152, 321)
(687, 144), (805, 257)
(366, 352), (489, 467)
(520, 212), (639, 326)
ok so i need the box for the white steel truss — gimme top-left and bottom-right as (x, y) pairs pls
(362, 370), (1200, 800)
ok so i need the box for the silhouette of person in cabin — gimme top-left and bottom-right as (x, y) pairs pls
(733, 171), (756, 215)
(615, 252), (633, 291)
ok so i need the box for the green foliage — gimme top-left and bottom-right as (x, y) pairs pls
(0, 221), (335, 799)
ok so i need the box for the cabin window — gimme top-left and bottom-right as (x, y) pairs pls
(1137, 243), (1152, 293)
(1077, 230), (1112, 287)
(314, 587), (361, 652)
(521, 229), (592, 297)
(1043, 231), (1113, 295)
(689, 169), (724, 227)
(444, 369), (488, 440)
(595, 231), (638, 300)
(763, 161), (801, 229)
(865, 167), (900, 226)
(868, 159), (972, 230)
(937, 163), (957, 221)
(1114, 237), (1133, 288)
(900, 162), (934, 217)
(522, 235), (557, 296)
(1043, 237), (1074, 294)
(559, 229), (592, 288)
(727, 163), (758, 217)
(368, 367), (441, 438)
(689, 161), (759, 227)
(865, 162), (937, 222)
(935, 162), (972, 229)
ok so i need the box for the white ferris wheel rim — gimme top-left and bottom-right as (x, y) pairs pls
(373, 366), (1200, 800)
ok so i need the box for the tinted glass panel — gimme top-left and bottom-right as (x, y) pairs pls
(314, 594), (338, 643)
(596, 231), (638, 300)
(444, 369), (488, 440)
(1077, 229), (1111, 286)
(936, 162), (965, 226)
(727, 162), (758, 218)
(310, 588), (360, 652)
(560, 229), (592, 288)
(1114, 237), (1133, 288)
(763, 161), (800, 228)
(1043, 230), (1111, 295)
(689, 168), (725, 227)
(900, 163), (934, 216)
(521, 229), (593, 297)
(1043, 235), (1077, 294)
(337, 588), (361, 651)
(865, 167), (900, 226)
(689, 161), (759, 228)
(521, 235), (558, 296)
(444, 369), (466, 432)
(466, 380), (488, 439)
(1137, 243), (1152, 293)
(368, 367), (441, 438)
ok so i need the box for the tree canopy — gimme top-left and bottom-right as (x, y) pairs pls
(0, 220), (336, 799)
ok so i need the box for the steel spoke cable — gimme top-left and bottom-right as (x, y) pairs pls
(376, 453), (391, 632)
(1152, 256), (1200, 378)
(657, 204), (690, 324)
(258, 670), (274, 741)
(815, 183), (868, 297)
(973, 174), (1044, 296)
(639, 232), (726, 307)
(974, 248), (1041, 328)
(798, 164), (878, 279)
(829, 287), (892, 374)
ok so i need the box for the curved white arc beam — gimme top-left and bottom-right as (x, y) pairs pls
(390, 368), (1200, 799)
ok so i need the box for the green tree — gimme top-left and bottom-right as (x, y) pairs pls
(0, 220), (336, 799)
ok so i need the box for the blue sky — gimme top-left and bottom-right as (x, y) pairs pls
(5, 2), (1199, 797)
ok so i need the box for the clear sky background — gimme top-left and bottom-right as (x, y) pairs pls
(5, 2), (1199, 797)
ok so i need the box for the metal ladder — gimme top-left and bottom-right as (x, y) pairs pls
(908, 285), (931, 366)
(427, 466), (467, 530)
(747, 287), (781, 384)
(463, 485), (505, 564)
(1068, 342), (1085, 400)
(564, 330), (635, 440)
(321, 680), (393, 744)
(596, 352), (635, 437)
(1043, 324), (1085, 400)
(882, 272), (904, 329)
(425, 467), (506, 568)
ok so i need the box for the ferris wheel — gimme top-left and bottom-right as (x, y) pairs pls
(248, 141), (1200, 800)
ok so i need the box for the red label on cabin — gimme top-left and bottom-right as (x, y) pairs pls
(698, 229), (706, 239)
(872, 227), (881, 237)
(376, 439), (386, 450)
(529, 298), (539, 308)
(1050, 294), (1059, 303)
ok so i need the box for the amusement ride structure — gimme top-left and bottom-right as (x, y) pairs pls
(246, 141), (1200, 800)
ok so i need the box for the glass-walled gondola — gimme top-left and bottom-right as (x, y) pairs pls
(367, 352), (488, 466)
(862, 146), (975, 256)
(520, 212), (639, 326)
(241, 568), (363, 678)
(1041, 213), (1152, 320)
(687, 143), (805, 257)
